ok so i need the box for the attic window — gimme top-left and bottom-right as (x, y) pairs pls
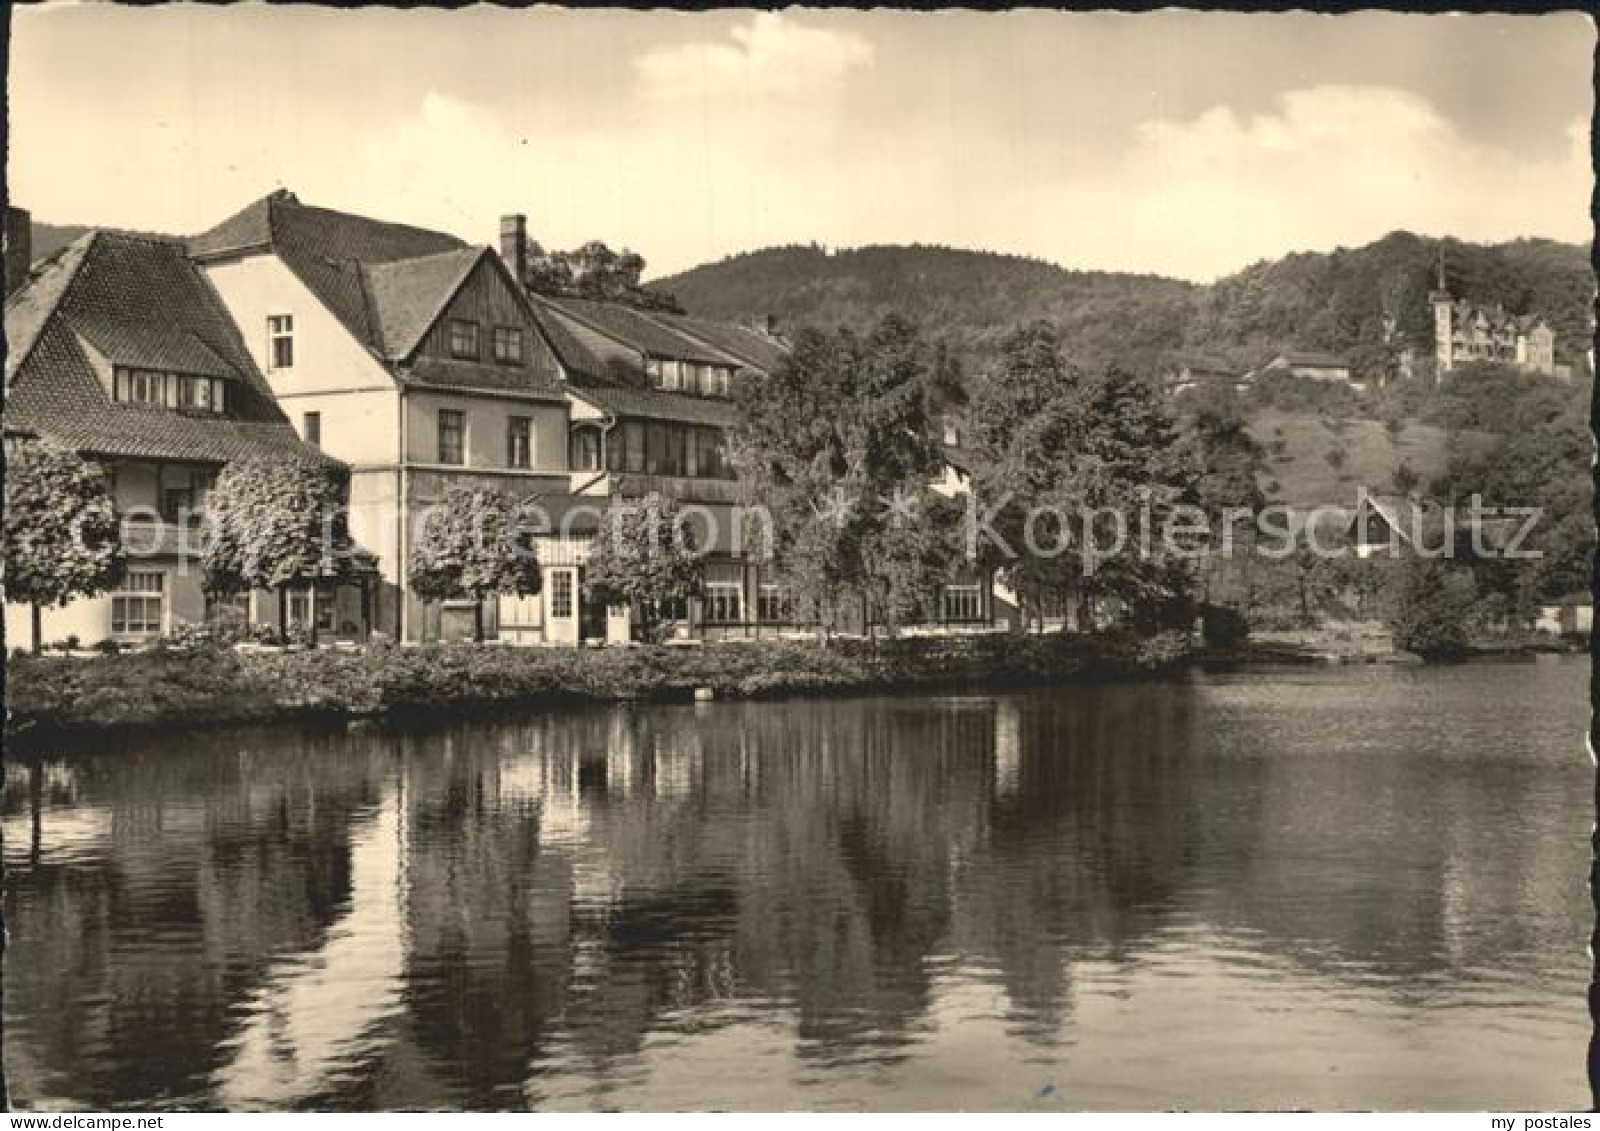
(113, 367), (225, 414)
(449, 319), (480, 360)
(492, 326), (523, 365)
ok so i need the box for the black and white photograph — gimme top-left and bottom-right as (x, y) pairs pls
(1, 4), (1594, 1114)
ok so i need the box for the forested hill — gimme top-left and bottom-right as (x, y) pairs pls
(651, 234), (1592, 378)
(653, 244), (1196, 377)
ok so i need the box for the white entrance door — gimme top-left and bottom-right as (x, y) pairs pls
(546, 567), (579, 645)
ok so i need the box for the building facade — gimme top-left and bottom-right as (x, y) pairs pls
(1430, 279), (1558, 378)
(189, 191), (582, 644)
(3, 228), (362, 648)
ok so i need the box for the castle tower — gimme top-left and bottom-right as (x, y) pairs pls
(1429, 246), (1454, 379)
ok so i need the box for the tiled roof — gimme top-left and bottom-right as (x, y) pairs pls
(189, 190), (467, 354)
(547, 297), (744, 366)
(4, 231), (337, 468)
(68, 312), (234, 377)
(566, 382), (740, 428)
(4, 236), (94, 386)
(398, 355), (568, 401)
(652, 313), (789, 374)
(363, 247), (484, 359)
(527, 297), (630, 382)
(1277, 350), (1349, 369)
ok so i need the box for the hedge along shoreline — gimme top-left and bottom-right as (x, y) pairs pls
(6, 632), (1197, 746)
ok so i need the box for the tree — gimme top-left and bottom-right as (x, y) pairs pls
(1391, 460), (1420, 497)
(732, 315), (955, 636)
(511, 235), (683, 313)
(583, 493), (703, 643)
(204, 457), (356, 645)
(1383, 557), (1478, 659)
(3, 440), (124, 653)
(968, 324), (1196, 633)
(1324, 447), (1348, 475)
(1175, 382), (1267, 605)
(408, 486), (542, 643)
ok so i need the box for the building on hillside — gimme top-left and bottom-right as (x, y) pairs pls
(1160, 356), (1250, 398)
(1345, 492), (1520, 561)
(1429, 258), (1558, 378)
(188, 190), (579, 644)
(1536, 594), (1592, 638)
(1260, 350), (1355, 386)
(2, 228), (369, 647)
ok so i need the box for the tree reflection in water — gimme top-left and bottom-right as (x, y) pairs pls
(2, 660), (1589, 1110)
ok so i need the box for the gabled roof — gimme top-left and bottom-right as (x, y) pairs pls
(4, 235), (94, 387)
(651, 313), (789, 374)
(363, 247), (484, 359)
(188, 190), (467, 355)
(190, 192), (568, 397)
(546, 297), (745, 367)
(4, 230), (337, 468)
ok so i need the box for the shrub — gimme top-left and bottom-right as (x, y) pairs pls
(91, 638), (122, 656)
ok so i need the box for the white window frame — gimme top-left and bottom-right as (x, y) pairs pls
(942, 584), (982, 623)
(111, 571), (166, 637)
(550, 569), (574, 620)
(449, 319), (480, 360)
(757, 583), (793, 623)
(705, 580), (743, 624)
(492, 325), (524, 365)
(268, 315), (295, 371)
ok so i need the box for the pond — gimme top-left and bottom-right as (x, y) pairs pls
(2, 658), (1591, 1110)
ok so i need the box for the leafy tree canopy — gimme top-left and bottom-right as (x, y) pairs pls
(204, 457), (356, 596)
(582, 492), (702, 642)
(4, 440), (124, 649)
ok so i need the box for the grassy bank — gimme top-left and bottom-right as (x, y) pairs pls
(6, 632), (1190, 743)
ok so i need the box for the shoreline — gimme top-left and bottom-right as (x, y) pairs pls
(5, 632), (1585, 751)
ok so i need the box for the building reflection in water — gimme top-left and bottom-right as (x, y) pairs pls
(2, 660), (1590, 1110)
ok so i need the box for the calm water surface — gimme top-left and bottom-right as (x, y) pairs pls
(3, 659), (1591, 1110)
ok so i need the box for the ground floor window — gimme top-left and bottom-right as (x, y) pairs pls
(758, 583), (794, 623)
(942, 584), (982, 622)
(704, 581), (744, 624)
(112, 571), (166, 635)
(288, 587), (335, 633)
(654, 596), (689, 623)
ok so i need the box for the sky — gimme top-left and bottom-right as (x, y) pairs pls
(8, 6), (1594, 282)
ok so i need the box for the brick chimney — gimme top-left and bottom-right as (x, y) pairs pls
(4, 206), (31, 296)
(499, 214), (527, 285)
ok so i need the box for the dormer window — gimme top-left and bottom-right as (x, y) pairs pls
(268, 315), (294, 370)
(112, 367), (225, 414)
(449, 319), (480, 360)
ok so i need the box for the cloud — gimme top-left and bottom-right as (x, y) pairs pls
(635, 13), (874, 103)
(1036, 85), (1593, 278)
